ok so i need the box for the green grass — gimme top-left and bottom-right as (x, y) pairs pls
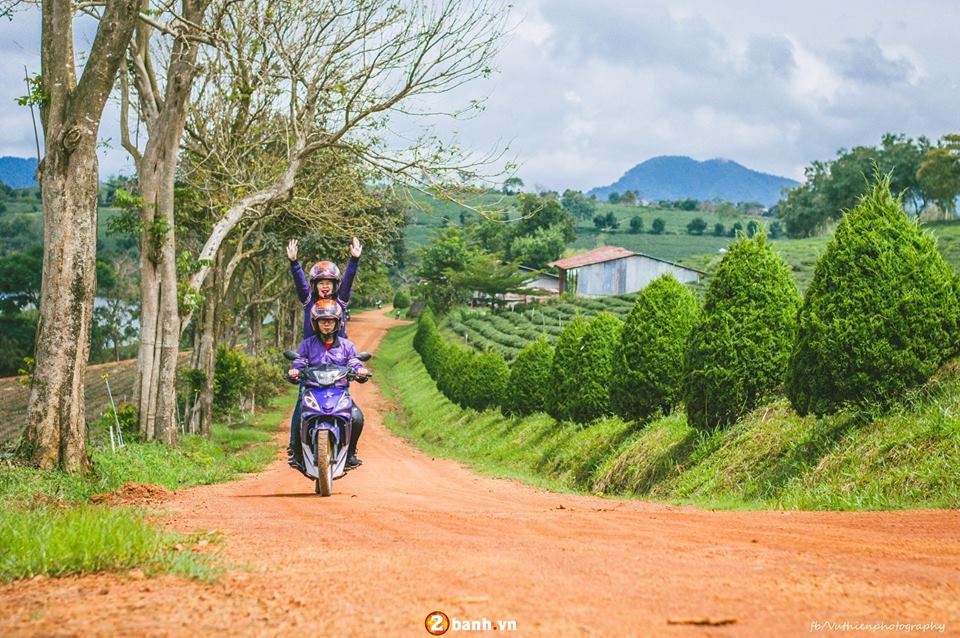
(379, 322), (960, 511)
(0, 387), (296, 582)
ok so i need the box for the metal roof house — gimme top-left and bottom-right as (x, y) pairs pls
(548, 246), (702, 296)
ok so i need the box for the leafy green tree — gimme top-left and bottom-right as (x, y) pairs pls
(746, 220), (759, 237)
(608, 192), (621, 204)
(686, 217), (707, 235)
(447, 254), (533, 308)
(611, 275), (700, 422)
(569, 312), (622, 424)
(508, 224), (567, 269)
(561, 189), (597, 221)
(416, 227), (476, 311)
(683, 233), (801, 430)
(0, 246), (42, 312)
(786, 174), (960, 416)
(506, 338), (554, 415)
(650, 218), (666, 234)
(628, 216), (644, 234)
(515, 193), (576, 243)
(620, 190), (639, 206)
(392, 289), (411, 309)
(502, 176), (524, 195)
(546, 314), (589, 422)
(917, 135), (960, 219)
(713, 222), (725, 236)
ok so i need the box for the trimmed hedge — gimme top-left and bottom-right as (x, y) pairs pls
(611, 274), (700, 423)
(682, 233), (801, 431)
(786, 175), (960, 415)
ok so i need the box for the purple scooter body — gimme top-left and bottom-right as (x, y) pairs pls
(285, 349), (370, 496)
(299, 363), (355, 489)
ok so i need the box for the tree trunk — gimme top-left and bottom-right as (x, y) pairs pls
(131, 0), (209, 444)
(21, 0), (140, 471)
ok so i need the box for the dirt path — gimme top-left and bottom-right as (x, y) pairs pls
(3, 308), (959, 637)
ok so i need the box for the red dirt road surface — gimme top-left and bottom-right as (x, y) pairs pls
(2, 309), (959, 637)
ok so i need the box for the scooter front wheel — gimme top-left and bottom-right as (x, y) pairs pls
(314, 432), (333, 496)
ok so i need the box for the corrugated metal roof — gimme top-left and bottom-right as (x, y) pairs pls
(548, 246), (637, 270)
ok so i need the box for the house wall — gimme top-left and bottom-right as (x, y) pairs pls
(574, 256), (700, 296)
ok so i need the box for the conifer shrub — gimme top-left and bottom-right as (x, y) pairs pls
(682, 233), (801, 431)
(611, 274), (700, 422)
(460, 351), (510, 411)
(568, 312), (623, 424)
(506, 338), (554, 416)
(546, 314), (589, 422)
(436, 342), (469, 405)
(785, 175), (960, 415)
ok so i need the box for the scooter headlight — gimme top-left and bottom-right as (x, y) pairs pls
(303, 392), (320, 411)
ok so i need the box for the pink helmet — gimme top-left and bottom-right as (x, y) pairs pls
(310, 298), (343, 337)
(308, 261), (341, 297)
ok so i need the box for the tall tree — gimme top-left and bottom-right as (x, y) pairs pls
(133, 0), (510, 438)
(120, 0), (215, 444)
(19, 0), (140, 471)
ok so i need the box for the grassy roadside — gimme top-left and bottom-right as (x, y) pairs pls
(0, 388), (297, 583)
(378, 323), (960, 510)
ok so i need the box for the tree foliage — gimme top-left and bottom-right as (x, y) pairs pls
(568, 312), (622, 424)
(785, 174), (960, 416)
(611, 275), (700, 422)
(682, 234), (801, 431)
(545, 314), (588, 422)
(506, 338), (554, 416)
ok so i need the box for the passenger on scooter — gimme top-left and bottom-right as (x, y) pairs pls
(286, 237), (366, 470)
(288, 300), (370, 471)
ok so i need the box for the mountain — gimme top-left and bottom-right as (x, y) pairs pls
(589, 155), (799, 207)
(0, 156), (39, 189)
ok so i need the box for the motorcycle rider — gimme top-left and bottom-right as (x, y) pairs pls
(286, 237), (366, 471)
(288, 300), (370, 471)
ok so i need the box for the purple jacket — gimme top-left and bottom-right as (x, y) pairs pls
(290, 256), (358, 339)
(292, 335), (363, 388)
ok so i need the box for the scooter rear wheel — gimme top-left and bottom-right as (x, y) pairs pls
(314, 432), (333, 496)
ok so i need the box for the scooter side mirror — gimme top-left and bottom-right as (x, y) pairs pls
(283, 350), (300, 361)
(356, 351), (372, 362)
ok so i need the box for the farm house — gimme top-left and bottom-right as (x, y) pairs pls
(548, 246), (702, 296)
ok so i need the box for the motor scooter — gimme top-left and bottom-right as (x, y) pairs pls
(284, 350), (371, 496)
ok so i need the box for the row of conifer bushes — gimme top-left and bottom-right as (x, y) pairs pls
(414, 176), (960, 430)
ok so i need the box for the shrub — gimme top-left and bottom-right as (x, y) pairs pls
(569, 312), (623, 424)
(785, 174), (960, 415)
(611, 274), (700, 422)
(506, 338), (554, 416)
(460, 351), (510, 411)
(682, 233), (801, 431)
(213, 345), (252, 419)
(546, 315), (589, 422)
(392, 289), (411, 310)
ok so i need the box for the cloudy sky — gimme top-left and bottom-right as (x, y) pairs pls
(2, 0), (958, 193)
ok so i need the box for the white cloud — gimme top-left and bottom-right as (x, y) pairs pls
(1, 0), (958, 193)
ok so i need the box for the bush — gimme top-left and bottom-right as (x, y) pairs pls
(506, 338), (554, 416)
(682, 233), (801, 431)
(568, 312), (623, 424)
(611, 274), (700, 422)
(392, 289), (411, 309)
(785, 175), (960, 415)
(460, 351), (510, 411)
(546, 315), (589, 422)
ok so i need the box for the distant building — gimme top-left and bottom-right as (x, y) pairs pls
(548, 246), (702, 296)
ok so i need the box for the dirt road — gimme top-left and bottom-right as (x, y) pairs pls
(3, 308), (959, 637)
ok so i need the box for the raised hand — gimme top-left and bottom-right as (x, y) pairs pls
(286, 239), (299, 262)
(350, 237), (363, 259)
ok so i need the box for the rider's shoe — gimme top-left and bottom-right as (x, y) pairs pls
(346, 454), (363, 469)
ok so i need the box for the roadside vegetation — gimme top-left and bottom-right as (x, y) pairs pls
(389, 177), (960, 511)
(379, 322), (960, 510)
(0, 387), (296, 582)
